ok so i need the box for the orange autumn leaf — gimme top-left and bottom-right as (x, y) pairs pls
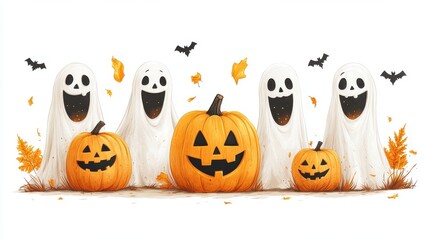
(309, 96), (317, 107)
(224, 201), (232, 205)
(288, 152), (291, 158)
(282, 197), (291, 200)
(188, 96), (196, 102)
(16, 135), (42, 173)
(309, 141), (313, 147)
(388, 116), (392, 122)
(409, 150), (417, 155)
(156, 172), (174, 189)
(384, 124), (408, 169)
(111, 56), (125, 82)
(58, 197), (63, 200)
(28, 96), (33, 106)
(106, 89), (113, 97)
(191, 72), (202, 87)
(48, 179), (55, 188)
(231, 57), (248, 84)
(387, 193), (398, 199)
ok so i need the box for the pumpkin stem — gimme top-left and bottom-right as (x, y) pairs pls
(91, 121), (105, 135)
(315, 141), (323, 151)
(207, 94), (223, 116)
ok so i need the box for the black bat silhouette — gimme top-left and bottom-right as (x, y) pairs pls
(308, 53), (329, 68)
(175, 42), (197, 56)
(381, 70), (406, 85)
(25, 58), (46, 71)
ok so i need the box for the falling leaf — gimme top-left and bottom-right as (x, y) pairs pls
(36, 128), (41, 138)
(156, 172), (174, 189)
(282, 197), (291, 200)
(409, 150), (417, 155)
(309, 96), (317, 107)
(231, 57), (248, 84)
(384, 124), (408, 169)
(48, 179), (55, 188)
(224, 201), (232, 205)
(309, 141), (313, 147)
(288, 152), (291, 158)
(111, 56), (125, 82)
(16, 135), (42, 173)
(388, 116), (392, 122)
(387, 193), (398, 199)
(188, 96), (196, 102)
(191, 72), (202, 87)
(28, 96), (33, 106)
(106, 89), (112, 97)
(369, 174), (376, 177)
(58, 197), (63, 200)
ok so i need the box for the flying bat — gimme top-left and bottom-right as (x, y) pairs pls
(175, 42), (197, 56)
(25, 58), (46, 71)
(308, 53), (329, 68)
(381, 70), (406, 85)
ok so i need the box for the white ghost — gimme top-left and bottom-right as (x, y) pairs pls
(323, 63), (390, 190)
(117, 61), (178, 188)
(38, 63), (104, 188)
(257, 63), (308, 190)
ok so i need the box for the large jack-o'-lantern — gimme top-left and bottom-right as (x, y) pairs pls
(323, 63), (390, 190)
(66, 121), (132, 191)
(170, 94), (260, 192)
(38, 63), (104, 188)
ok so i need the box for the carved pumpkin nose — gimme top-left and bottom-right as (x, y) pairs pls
(152, 83), (157, 89)
(213, 146), (220, 155)
(279, 87), (283, 93)
(350, 86), (354, 90)
(74, 84), (79, 89)
(94, 152), (100, 158)
(312, 164), (316, 169)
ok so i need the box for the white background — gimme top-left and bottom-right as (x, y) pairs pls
(1, 0), (428, 239)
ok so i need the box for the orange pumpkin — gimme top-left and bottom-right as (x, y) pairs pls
(291, 141), (341, 191)
(170, 94), (260, 192)
(66, 121), (132, 191)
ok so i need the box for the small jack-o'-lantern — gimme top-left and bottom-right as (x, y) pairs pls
(291, 141), (341, 191)
(66, 121), (132, 191)
(170, 94), (260, 192)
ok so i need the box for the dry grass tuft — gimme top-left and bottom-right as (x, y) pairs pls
(383, 165), (416, 190)
(339, 175), (357, 191)
(20, 175), (70, 192)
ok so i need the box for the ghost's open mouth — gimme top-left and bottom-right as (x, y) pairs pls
(299, 169), (329, 180)
(340, 91), (367, 120)
(141, 90), (165, 119)
(63, 91), (90, 122)
(188, 151), (244, 177)
(268, 95), (293, 126)
(77, 155), (116, 172)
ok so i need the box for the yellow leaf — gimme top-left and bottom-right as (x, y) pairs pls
(388, 116), (392, 122)
(409, 150), (417, 155)
(16, 135), (42, 173)
(387, 193), (398, 199)
(282, 197), (291, 200)
(111, 56), (125, 82)
(48, 179), (55, 188)
(224, 201), (232, 205)
(309, 96), (317, 107)
(191, 72), (202, 87)
(188, 96), (196, 102)
(231, 57), (248, 84)
(37, 128), (41, 137)
(28, 96), (33, 106)
(106, 89), (112, 97)
(156, 172), (175, 189)
(384, 124), (408, 169)
(58, 197), (63, 200)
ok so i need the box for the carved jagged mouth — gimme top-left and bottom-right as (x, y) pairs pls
(63, 91), (90, 122)
(77, 155), (116, 172)
(340, 91), (367, 120)
(268, 95), (293, 126)
(299, 169), (329, 180)
(188, 151), (244, 177)
(141, 90), (165, 119)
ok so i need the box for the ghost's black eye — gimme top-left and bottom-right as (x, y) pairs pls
(285, 78), (293, 90)
(66, 74), (73, 85)
(267, 78), (276, 91)
(339, 78), (347, 90)
(160, 76), (167, 86)
(142, 76), (149, 85)
(356, 78), (365, 88)
(81, 75), (90, 86)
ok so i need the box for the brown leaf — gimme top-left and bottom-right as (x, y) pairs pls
(106, 89), (112, 97)
(309, 96), (317, 107)
(231, 57), (248, 84)
(409, 150), (417, 155)
(187, 96), (196, 102)
(309, 141), (313, 147)
(288, 152), (291, 158)
(111, 56), (125, 82)
(388, 116), (392, 122)
(28, 96), (33, 106)
(156, 172), (175, 189)
(224, 201), (232, 205)
(58, 197), (63, 200)
(384, 124), (408, 169)
(387, 193), (398, 199)
(16, 135), (42, 173)
(191, 72), (202, 87)
(282, 197), (291, 200)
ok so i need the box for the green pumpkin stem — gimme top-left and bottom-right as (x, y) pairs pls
(315, 141), (323, 151)
(91, 121), (106, 135)
(207, 94), (223, 116)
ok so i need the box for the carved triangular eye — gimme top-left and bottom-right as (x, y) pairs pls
(224, 131), (238, 146)
(321, 159), (327, 165)
(101, 144), (110, 152)
(194, 131), (208, 146)
(83, 145), (91, 153)
(301, 160), (308, 166)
